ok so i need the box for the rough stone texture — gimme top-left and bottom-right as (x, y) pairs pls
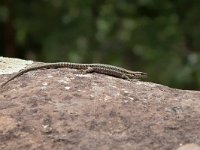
(0, 60), (200, 150)
(0, 57), (33, 74)
(176, 143), (200, 150)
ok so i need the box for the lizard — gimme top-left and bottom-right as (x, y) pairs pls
(1, 62), (147, 87)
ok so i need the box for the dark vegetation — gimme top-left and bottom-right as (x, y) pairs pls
(0, 0), (200, 90)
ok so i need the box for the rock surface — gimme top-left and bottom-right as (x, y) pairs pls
(0, 59), (200, 150)
(177, 143), (200, 150)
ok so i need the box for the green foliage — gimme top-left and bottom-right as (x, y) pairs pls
(1, 0), (200, 90)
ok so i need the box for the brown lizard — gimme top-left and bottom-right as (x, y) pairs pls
(1, 62), (147, 87)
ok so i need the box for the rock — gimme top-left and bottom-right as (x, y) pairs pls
(177, 144), (200, 150)
(1, 58), (200, 150)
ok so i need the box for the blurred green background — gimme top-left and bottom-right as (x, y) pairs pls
(0, 0), (200, 90)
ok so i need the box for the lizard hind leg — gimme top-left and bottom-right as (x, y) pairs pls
(84, 67), (95, 73)
(121, 74), (131, 80)
(76, 67), (95, 75)
(121, 74), (139, 82)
